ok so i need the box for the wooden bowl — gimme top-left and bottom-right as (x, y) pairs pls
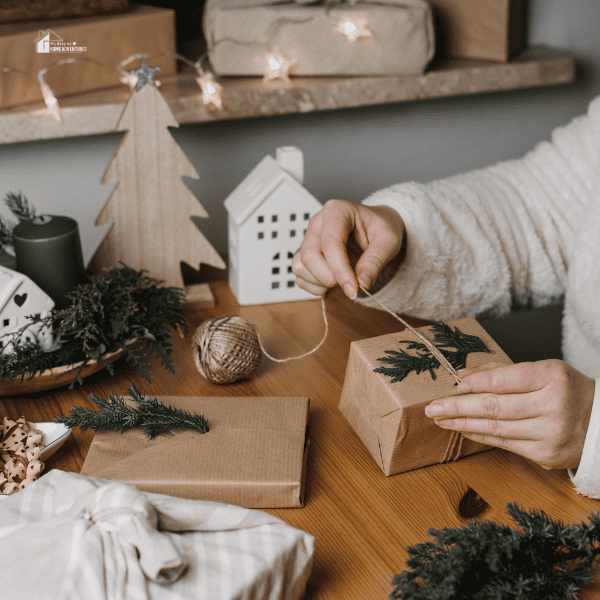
(0, 348), (125, 396)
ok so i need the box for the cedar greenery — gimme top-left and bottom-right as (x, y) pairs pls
(0, 263), (187, 385)
(56, 382), (209, 439)
(374, 322), (491, 383)
(0, 191), (36, 254)
(391, 502), (600, 600)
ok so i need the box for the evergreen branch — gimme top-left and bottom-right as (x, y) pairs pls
(0, 263), (187, 386)
(374, 323), (491, 384)
(55, 383), (209, 439)
(0, 215), (15, 252)
(390, 502), (600, 600)
(4, 191), (36, 222)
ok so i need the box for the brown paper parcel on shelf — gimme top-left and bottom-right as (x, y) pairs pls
(81, 395), (309, 508)
(339, 317), (513, 476)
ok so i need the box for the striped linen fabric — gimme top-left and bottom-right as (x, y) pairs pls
(0, 469), (314, 600)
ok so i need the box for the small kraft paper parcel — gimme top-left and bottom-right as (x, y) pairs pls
(81, 395), (309, 508)
(339, 317), (513, 476)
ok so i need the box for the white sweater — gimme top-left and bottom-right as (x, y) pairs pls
(360, 95), (600, 498)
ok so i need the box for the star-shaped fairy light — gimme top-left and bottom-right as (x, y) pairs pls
(262, 50), (296, 87)
(196, 73), (223, 109)
(128, 57), (161, 91)
(335, 17), (373, 42)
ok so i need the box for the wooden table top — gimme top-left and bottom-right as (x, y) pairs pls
(2, 280), (600, 599)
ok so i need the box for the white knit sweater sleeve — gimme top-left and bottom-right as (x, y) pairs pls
(357, 96), (600, 498)
(359, 96), (600, 321)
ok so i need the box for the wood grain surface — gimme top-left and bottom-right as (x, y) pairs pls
(2, 280), (599, 599)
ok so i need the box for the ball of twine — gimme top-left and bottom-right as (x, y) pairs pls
(192, 315), (262, 384)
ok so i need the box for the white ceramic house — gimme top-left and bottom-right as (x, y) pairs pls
(0, 265), (54, 354)
(224, 147), (323, 305)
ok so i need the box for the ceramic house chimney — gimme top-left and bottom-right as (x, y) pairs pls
(276, 147), (304, 183)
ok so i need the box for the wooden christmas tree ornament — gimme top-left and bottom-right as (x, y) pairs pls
(192, 315), (262, 384)
(89, 58), (225, 305)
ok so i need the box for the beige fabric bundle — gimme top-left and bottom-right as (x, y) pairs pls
(0, 470), (314, 600)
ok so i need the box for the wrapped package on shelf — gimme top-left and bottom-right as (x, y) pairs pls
(339, 317), (513, 476)
(203, 0), (435, 76)
(428, 0), (525, 62)
(81, 395), (309, 509)
(0, 470), (314, 600)
(0, 5), (176, 110)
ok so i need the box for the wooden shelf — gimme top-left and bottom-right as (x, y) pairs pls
(0, 46), (575, 145)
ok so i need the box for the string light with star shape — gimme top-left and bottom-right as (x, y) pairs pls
(335, 17), (373, 42)
(196, 73), (224, 109)
(262, 50), (296, 87)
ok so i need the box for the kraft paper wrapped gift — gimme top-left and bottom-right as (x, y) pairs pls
(339, 317), (513, 476)
(428, 0), (525, 62)
(0, 5), (176, 110)
(81, 395), (309, 508)
(203, 0), (435, 76)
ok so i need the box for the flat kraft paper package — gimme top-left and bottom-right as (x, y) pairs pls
(428, 0), (525, 62)
(339, 317), (513, 476)
(0, 5), (176, 110)
(203, 0), (435, 76)
(81, 395), (309, 508)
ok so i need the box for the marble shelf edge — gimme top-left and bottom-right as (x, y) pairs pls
(0, 46), (575, 145)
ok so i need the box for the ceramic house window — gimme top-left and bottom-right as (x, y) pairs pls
(290, 213), (296, 221)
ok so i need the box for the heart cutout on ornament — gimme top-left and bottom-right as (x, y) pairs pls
(14, 293), (27, 307)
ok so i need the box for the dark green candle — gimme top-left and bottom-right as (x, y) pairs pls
(13, 215), (85, 308)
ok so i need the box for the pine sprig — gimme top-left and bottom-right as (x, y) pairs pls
(390, 502), (600, 600)
(0, 263), (187, 385)
(374, 322), (491, 384)
(0, 191), (36, 253)
(3, 191), (36, 222)
(55, 383), (209, 440)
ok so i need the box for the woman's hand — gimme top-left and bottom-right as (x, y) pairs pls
(292, 199), (405, 299)
(425, 360), (596, 470)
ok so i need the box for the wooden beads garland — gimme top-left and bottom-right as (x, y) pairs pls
(192, 315), (262, 384)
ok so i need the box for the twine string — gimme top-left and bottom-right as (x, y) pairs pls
(359, 286), (461, 385)
(257, 296), (329, 363)
(358, 286), (464, 463)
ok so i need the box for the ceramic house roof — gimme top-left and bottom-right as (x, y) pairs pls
(0, 265), (53, 315)
(224, 155), (321, 226)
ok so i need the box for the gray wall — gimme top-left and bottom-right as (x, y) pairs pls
(1, 0), (599, 360)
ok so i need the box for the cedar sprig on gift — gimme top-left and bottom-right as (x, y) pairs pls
(374, 322), (491, 384)
(56, 383), (209, 439)
(0, 263), (187, 385)
(391, 502), (600, 600)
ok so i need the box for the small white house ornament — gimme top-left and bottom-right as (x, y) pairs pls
(224, 147), (322, 305)
(0, 266), (54, 354)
